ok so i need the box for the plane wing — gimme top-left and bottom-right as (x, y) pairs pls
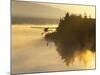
(31, 26), (58, 29)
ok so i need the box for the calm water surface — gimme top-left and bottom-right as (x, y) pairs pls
(12, 24), (95, 74)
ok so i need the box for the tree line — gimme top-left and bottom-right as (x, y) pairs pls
(45, 12), (96, 65)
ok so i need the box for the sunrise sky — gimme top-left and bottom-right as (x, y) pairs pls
(42, 3), (95, 18)
(12, 0), (95, 18)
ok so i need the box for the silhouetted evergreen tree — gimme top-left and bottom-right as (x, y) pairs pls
(45, 12), (96, 65)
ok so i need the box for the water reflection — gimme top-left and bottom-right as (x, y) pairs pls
(45, 13), (96, 69)
(48, 41), (95, 69)
(12, 25), (67, 74)
(64, 49), (95, 68)
(12, 24), (95, 74)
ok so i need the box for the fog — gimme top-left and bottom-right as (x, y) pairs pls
(12, 24), (95, 74)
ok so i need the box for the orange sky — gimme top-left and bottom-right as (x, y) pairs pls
(41, 3), (95, 18)
(12, 0), (96, 19)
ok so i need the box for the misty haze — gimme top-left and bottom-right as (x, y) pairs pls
(12, 0), (96, 74)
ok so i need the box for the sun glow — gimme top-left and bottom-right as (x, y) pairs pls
(40, 3), (95, 18)
(79, 49), (95, 69)
(65, 49), (95, 69)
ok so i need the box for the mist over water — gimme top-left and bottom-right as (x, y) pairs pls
(12, 1), (96, 74)
(12, 24), (95, 74)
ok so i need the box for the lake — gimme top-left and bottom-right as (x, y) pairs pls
(12, 24), (95, 74)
